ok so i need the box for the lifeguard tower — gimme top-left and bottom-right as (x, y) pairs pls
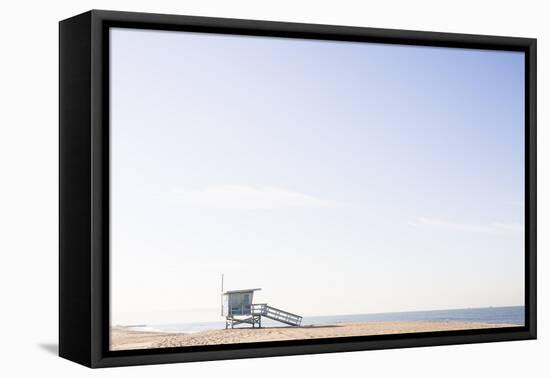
(223, 288), (262, 328)
(221, 281), (303, 329)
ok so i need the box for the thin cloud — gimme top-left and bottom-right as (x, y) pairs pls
(411, 217), (524, 234)
(170, 185), (337, 210)
(491, 222), (524, 233)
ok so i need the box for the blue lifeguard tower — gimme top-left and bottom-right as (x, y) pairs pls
(221, 277), (303, 329)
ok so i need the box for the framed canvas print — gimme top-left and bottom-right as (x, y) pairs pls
(59, 10), (537, 368)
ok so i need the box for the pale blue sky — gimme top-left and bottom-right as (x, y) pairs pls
(110, 28), (525, 325)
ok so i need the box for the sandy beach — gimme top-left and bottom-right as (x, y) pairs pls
(110, 321), (519, 351)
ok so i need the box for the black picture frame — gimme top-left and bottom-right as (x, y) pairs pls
(59, 9), (537, 368)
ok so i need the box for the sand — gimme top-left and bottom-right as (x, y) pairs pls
(110, 321), (519, 351)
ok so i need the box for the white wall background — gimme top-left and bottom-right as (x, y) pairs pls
(0, 0), (546, 376)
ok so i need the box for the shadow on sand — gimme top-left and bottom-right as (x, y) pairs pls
(230, 324), (342, 330)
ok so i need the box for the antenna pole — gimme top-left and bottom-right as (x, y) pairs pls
(220, 273), (224, 317)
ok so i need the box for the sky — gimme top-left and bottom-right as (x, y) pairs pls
(109, 27), (525, 326)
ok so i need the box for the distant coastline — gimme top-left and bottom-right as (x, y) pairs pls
(116, 305), (525, 334)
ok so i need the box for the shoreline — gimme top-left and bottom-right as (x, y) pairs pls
(110, 321), (521, 351)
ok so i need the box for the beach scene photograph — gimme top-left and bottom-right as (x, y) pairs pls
(109, 28), (525, 351)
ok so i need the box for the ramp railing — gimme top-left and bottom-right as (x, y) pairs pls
(250, 303), (302, 326)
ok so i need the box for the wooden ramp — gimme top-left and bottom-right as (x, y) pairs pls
(251, 303), (302, 326)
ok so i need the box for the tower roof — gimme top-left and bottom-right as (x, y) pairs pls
(223, 288), (261, 295)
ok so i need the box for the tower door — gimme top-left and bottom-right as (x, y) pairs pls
(243, 293), (251, 314)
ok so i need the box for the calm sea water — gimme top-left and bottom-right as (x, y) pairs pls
(137, 306), (524, 334)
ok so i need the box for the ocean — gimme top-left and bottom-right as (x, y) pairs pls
(135, 306), (524, 334)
